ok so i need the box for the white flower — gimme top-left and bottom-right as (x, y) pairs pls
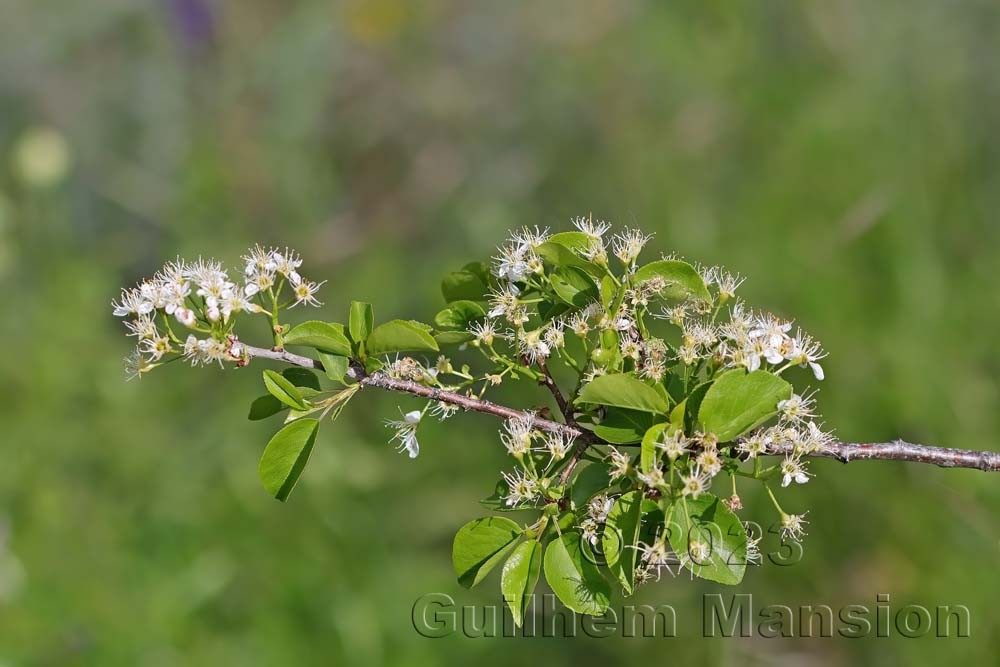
(778, 392), (816, 424)
(271, 248), (303, 285)
(493, 243), (531, 283)
(607, 447), (631, 481)
(737, 430), (772, 459)
(111, 287), (153, 317)
(140, 335), (172, 362)
(174, 307), (197, 328)
(680, 466), (711, 498)
(500, 415), (535, 458)
(572, 216), (611, 242)
(634, 534), (676, 581)
(545, 432), (572, 461)
(780, 513), (809, 541)
(637, 464), (666, 489)
(784, 329), (827, 381)
(469, 319), (501, 346)
(502, 468), (538, 507)
(587, 494), (614, 523)
(657, 430), (689, 460)
(487, 284), (520, 320)
(290, 280), (325, 308)
(386, 410), (422, 458)
(779, 456), (810, 487)
(516, 329), (550, 364)
(543, 321), (565, 350)
(123, 349), (155, 381)
(124, 315), (158, 339)
(611, 228), (652, 266)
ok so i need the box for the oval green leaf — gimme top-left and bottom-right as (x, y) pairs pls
(550, 265), (599, 308)
(349, 301), (374, 345)
(501, 540), (542, 628)
(602, 491), (644, 594)
(366, 319), (440, 357)
(666, 494), (748, 585)
(434, 300), (486, 330)
(634, 260), (710, 301)
(452, 517), (522, 589)
(282, 321), (352, 357)
(543, 533), (611, 615)
(258, 418), (320, 501)
(592, 408), (657, 445)
(576, 373), (670, 415)
(262, 369), (307, 411)
(697, 369), (791, 442)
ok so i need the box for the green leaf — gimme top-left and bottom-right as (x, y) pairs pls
(697, 369), (791, 441)
(546, 230), (592, 251)
(640, 423), (670, 473)
(257, 418), (320, 501)
(262, 369), (307, 411)
(248, 394), (286, 421)
(501, 540), (542, 628)
(666, 494), (748, 585)
(603, 491), (644, 594)
(549, 265), (599, 308)
(435, 331), (475, 346)
(281, 367), (321, 391)
(434, 300), (485, 329)
(366, 319), (440, 357)
(535, 241), (604, 278)
(452, 517), (522, 588)
(442, 270), (489, 303)
(593, 408), (656, 444)
(317, 352), (350, 384)
(282, 321), (352, 357)
(543, 533), (611, 615)
(633, 260), (710, 301)
(599, 275), (618, 311)
(570, 462), (611, 511)
(576, 373), (670, 415)
(349, 301), (374, 345)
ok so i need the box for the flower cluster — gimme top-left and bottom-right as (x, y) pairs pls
(112, 247), (323, 379)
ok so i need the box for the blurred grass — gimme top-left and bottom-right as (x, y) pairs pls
(1, 1), (999, 665)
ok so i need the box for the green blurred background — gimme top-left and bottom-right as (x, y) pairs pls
(1, 1), (998, 665)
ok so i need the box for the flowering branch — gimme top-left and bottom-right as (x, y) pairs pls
(114, 221), (999, 622)
(241, 344), (999, 472)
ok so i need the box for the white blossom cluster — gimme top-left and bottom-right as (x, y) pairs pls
(498, 414), (577, 508)
(111, 246), (323, 379)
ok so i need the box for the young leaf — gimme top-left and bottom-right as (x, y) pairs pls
(592, 408), (657, 444)
(366, 319), (440, 356)
(546, 230), (591, 251)
(282, 321), (352, 357)
(602, 491), (644, 594)
(349, 301), (374, 345)
(317, 352), (350, 384)
(248, 394), (286, 421)
(576, 373), (670, 415)
(452, 517), (522, 588)
(535, 242), (603, 278)
(442, 270), (488, 303)
(257, 418), (320, 501)
(501, 540), (542, 628)
(697, 369), (791, 441)
(640, 422), (670, 473)
(435, 331), (475, 346)
(633, 260), (710, 301)
(570, 462), (611, 511)
(543, 533), (611, 615)
(666, 494), (748, 585)
(434, 300), (486, 330)
(262, 369), (308, 411)
(281, 367), (321, 391)
(550, 266), (599, 308)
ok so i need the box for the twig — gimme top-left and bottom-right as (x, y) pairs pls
(242, 345), (1000, 473)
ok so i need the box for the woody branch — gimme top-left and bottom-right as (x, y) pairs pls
(242, 344), (1000, 473)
